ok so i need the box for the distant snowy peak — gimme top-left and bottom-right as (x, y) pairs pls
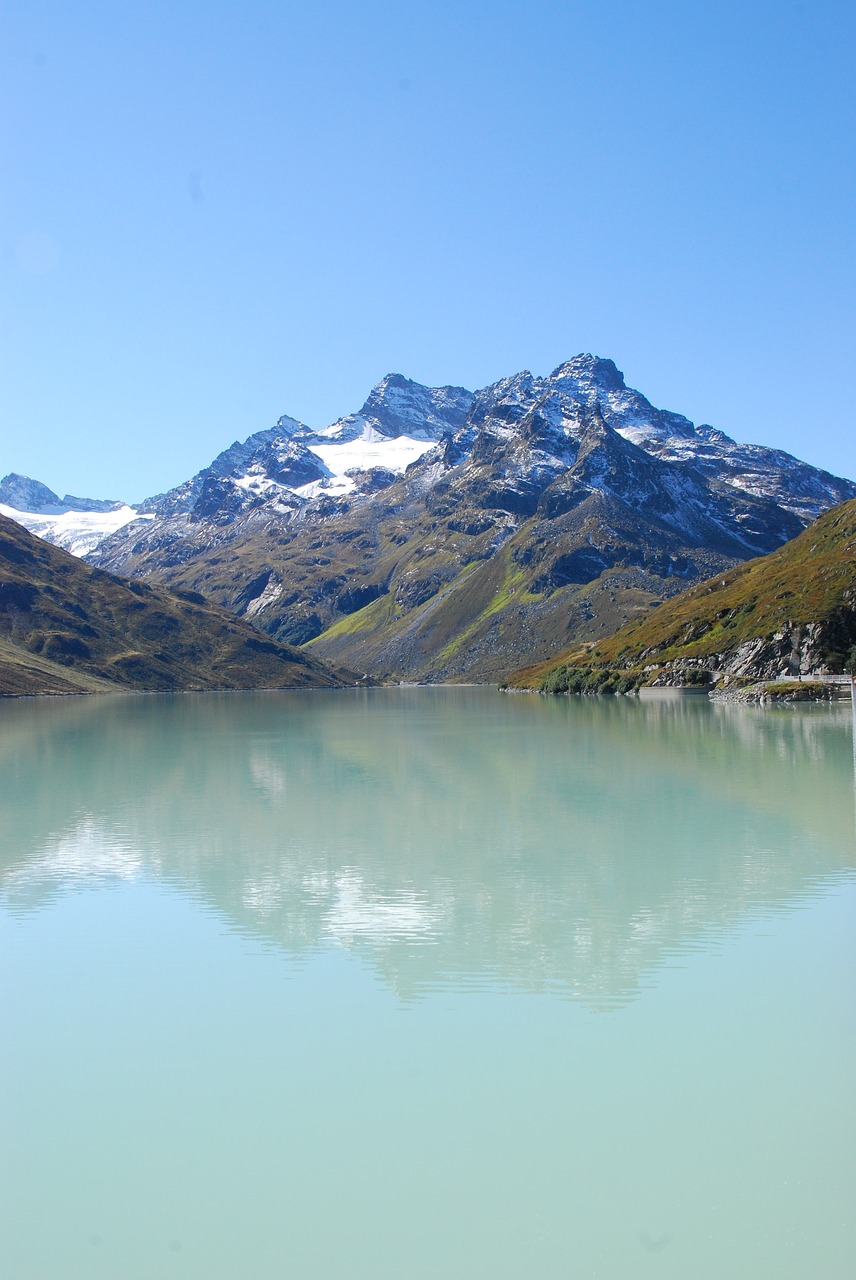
(0, 473), (64, 513)
(207, 416), (316, 476)
(471, 371), (536, 424)
(301, 373), (473, 495)
(320, 373), (475, 443)
(0, 472), (147, 557)
(272, 413), (309, 439)
(0, 472), (126, 515)
(467, 361), (695, 458)
(139, 418), (329, 520)
(550, 353), (626, 394)
(537, 357), (844, 518)
(139, 380), (476, 520)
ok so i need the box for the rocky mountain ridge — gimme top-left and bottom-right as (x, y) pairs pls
(105, 355), (854, 537)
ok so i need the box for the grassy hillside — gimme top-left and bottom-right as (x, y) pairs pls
(0, 514), (345, 696)
(508, 498), (856, 690)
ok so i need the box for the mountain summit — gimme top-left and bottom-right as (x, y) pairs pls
(319, 374), (475, 444)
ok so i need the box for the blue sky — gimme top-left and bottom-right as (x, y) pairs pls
(2, 0), (854, 500)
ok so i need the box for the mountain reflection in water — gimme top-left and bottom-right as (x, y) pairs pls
(1, 688), (853, 1005)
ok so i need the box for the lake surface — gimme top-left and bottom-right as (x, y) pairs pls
(1, 688), (854, 1279)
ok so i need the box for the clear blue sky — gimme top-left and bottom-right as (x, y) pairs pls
(2, 0), (854, 501)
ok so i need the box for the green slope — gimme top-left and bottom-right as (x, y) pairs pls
(508, 498), (856, 689)
(0, 514), (345, 696)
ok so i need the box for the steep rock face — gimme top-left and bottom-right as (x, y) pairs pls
(713, 623), (835, 682)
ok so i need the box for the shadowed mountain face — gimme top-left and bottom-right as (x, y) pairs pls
(1, 689), (853, 1005)
(86, 355), (856, 681)
(0, 514), (345, 695)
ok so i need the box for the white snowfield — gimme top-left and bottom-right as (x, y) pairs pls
(302, 432), (434, 496)
(0, 503), (151, 558)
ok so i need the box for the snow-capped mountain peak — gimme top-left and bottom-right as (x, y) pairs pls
(273, 413), (308, 438)
(0, 473), (148, 556)
(0, 473), (66, 514)
(320, 373), (475, 444)
(549, 353), (627, 393)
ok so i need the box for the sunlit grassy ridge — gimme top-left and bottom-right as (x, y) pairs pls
(508, 498), (856, 689)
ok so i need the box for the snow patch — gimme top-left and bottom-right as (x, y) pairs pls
(308, 434), (434, 482)
(244, 575), (284, 617)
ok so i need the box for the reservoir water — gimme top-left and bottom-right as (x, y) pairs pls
(1, 687), (854, 1278)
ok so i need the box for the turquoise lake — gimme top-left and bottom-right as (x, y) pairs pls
(1, 687), (854, 1278)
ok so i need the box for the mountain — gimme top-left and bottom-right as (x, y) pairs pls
(0, 471), (146, 557)
(0, 513), (346, 696)
(133, 374), (475, 524)
(0, 471), (130, 516)
(318, 372), (475, 444)
(507, 497), (856, 690)
(88, 355), (855, 682)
